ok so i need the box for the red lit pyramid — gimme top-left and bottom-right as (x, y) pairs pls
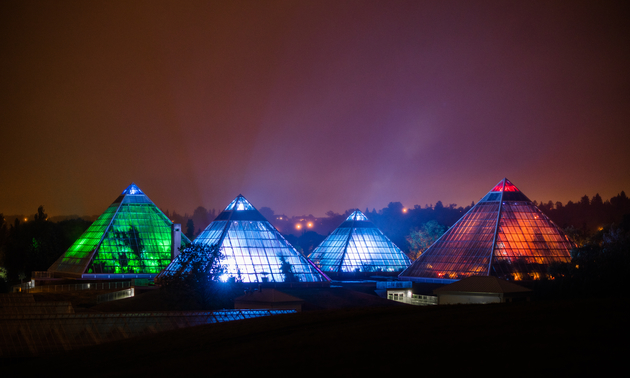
(399, 178), (574, 282)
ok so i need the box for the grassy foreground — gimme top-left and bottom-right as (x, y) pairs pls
(5, 297), (627, 376)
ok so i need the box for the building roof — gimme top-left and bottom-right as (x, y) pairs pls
(160, 195), (330, 283)
(309, 210), (411, 274)
(433, 276), (531, 294)
(48, 183), (190, 277)
(400, 178), (574, 282)
(235, 289), (304, 304)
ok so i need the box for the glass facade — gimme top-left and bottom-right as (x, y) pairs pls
(309, 210), (411, 273)
(400, 178), (573, 281)
(49, 183), (190, 277)
(161, 195), (329, 283)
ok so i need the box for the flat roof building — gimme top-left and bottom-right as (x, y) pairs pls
(433, 276), (532, 304)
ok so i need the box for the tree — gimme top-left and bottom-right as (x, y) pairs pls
(406, 220), (447, 260)
(566, 220), (630, 297)
(591, 193), (603, 207)
(34, 206), (47, 222)
(185, 219), (195, 240)
(157, 243), (242, 309)
(279, 255), (298, 282)
(259, 207), (275, 220)
(192, 206), (211, 233)
(113, 226), (144, 271)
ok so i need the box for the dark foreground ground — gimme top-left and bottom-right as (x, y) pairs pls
(5, 296), (627, 376)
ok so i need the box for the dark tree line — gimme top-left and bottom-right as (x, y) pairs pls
(541, 214), (630, 298)
(278, 201), (471, 258)
(164, 206), (217, 239)
(0, 206), (91, 288)
(536, 191), (630, 235)
(365, 201), (471, 254)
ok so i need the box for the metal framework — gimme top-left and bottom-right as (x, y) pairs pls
(160, 195), (330, 283)
(48, 183), (190, 278)
(400, 178), (574, 282)
(309, 210), (411, 274)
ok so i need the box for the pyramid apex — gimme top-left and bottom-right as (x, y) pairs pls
(345, 210), (369, 221)
(490, 178), (520, 193)
(225, 194), (256, 211)
(122, 183), (144, 195)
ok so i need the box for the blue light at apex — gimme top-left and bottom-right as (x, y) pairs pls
(224, 194), (255, 211)
(122, 183), (144, 195)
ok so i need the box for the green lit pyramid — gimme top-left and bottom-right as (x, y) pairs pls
(399, 178), (574, 283)
(309, 210), (411, 276)
(48, 183), (190, 279)
(160, 195), (330, 284)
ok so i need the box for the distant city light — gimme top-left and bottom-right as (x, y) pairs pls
(296, 224), (302, 230)
(307, 222), (313, 228)
(402, 208), (408, 213)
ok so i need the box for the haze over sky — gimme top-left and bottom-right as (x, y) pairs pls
(1, 1), (629, 217)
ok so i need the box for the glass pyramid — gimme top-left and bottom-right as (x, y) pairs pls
(48, 183), (191, 278)
(160, 195), (330, 283)
(309, 210), (411, 275)
(399, 178), (574, 282)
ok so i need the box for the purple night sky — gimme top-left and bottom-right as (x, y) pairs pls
(1, 1), (629, 217)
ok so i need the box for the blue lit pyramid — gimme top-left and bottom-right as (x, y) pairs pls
(48, 183), (191, 279)
(161, 195), (330, 283)
(309, 210), (411, 276)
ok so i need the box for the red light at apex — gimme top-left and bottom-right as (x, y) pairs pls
(491, 178), (520, 192)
